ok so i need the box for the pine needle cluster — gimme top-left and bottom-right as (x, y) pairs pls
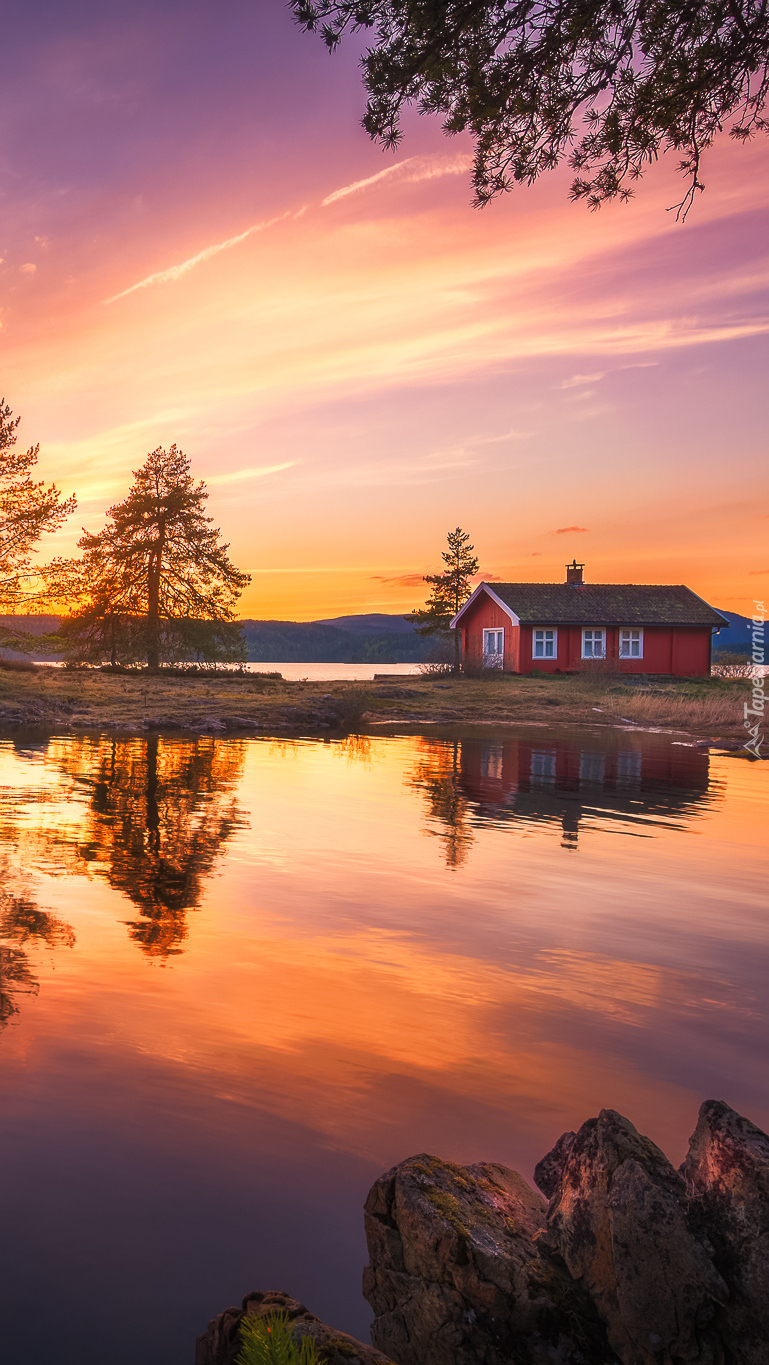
(236, 1311), (323, 1365)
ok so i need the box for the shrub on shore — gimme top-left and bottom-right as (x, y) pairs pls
(237, 1311), (321, 1365)
(712, 650), (753, 678)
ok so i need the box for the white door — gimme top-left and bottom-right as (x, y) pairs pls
(483, 628), (504, 667)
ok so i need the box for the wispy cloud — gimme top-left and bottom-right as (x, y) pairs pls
(204, 462), (296, 486)
(321, 153), (472, 207)
(561, 372), (606, 388)
(371, 572), (426, 587)
(322, 161), (413, 207)
(555, 526), (589, 534)
(471, 427), (536, 445)
(104, 213), (290, 303)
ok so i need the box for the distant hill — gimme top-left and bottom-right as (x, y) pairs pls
(0, 614), (428, 664)
(315, 613), (415, 636)
(239, 617), (428, 663)
(712, 610), (758, 654)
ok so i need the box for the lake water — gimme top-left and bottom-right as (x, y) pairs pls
(0, 727), (767, 1365)
(247, 662), (424, 680)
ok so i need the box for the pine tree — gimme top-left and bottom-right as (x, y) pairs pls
(407, 527), (478, 674)
(0, 399), (75, 636)
(293, 0), (769, 217)
(51, 445), (250, 669)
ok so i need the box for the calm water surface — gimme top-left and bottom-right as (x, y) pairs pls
(245, 662), (423, 680)
(0, 728), (767, 1364)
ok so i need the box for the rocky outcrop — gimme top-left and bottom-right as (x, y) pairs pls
(195, 1289), (393, 1365)
(533, 1109), (727, 1365)
(362, 1102), (769, 1365)
(203, 1101), (769, 1365)
(362, 1153), (615, 1364)
(681, 1099), (769, 1363)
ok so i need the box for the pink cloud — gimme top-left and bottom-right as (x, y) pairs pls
(371, 572), (426, 587)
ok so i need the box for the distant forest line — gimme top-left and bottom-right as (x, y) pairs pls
(0, 609), (753, 664)
(0, 613), (432, 664)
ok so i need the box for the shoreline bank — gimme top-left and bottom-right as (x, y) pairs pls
(0, 666), (754, 748)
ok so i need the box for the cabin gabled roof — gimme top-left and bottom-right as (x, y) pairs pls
(452, 583), (728, 628)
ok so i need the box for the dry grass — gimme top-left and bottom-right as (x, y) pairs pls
(0, 664), (750, 739)
(599, 688), (744, 730)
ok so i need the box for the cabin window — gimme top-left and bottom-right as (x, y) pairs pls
(616, 751), (642, 785)
(483, 628), (504, 666)
(579, 752), (605, 785)
(530, 750), (556, 784)
(480, 744), (504, 780)
(582, 628), (605, 658)
(619, 628), (644, 658)
(533, 628), (557, 659)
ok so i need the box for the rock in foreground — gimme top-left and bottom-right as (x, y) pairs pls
(681, 1099), (769, 1364)
(363, 1101), (769, 1365)
(195, 1289), (393, 1365)
(533, 1108), (727, 1365)
(363, 1154), (614, 1365)
(200, 1100), (769, 1365)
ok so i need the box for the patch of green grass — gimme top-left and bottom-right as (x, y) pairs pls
(236, 1311), (322, 1365)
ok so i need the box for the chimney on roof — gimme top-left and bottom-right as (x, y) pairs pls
(566, 560), (584, 585)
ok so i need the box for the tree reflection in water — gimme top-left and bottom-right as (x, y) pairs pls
(0, 857), (75, 1031)
(408, 733), (716, 867)
(407, 740), (474, 869)
(53, 735), (247, 957)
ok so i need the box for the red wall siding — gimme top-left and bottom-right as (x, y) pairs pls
(461, 595), (713, 675)
(670, 628), (712, 676)
(459, 593), (519, 671)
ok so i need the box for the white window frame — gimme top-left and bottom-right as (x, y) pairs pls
(581, 628), (606, 659)
(619, 627), (644, 659)
(530, 749), (557, 783)
(532, 627), (558, 660)
(616, 750), (642, 784)
(579, 751), (606, 785)
(483, 628), (504, 667)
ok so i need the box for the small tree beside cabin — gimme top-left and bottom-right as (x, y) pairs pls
(407, 527), (478, 674)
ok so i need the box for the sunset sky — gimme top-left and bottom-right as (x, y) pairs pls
(2, 0), (767, 619)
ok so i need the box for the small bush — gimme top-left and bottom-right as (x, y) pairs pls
(461, 658), (506, 679)
(574, 655), (625, 689)
(419, 658), (454, 675)
(712, 651), (753, 678)
(418, 637), (456, 675)
(237, 1311), (322, 1365)
(331, 687), (372, 730)
(0, 658), (37, 673)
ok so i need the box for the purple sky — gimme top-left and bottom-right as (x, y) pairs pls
(2, 0), (767, 616)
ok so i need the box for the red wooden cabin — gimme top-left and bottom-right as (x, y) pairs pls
(451, 562), (728, 676)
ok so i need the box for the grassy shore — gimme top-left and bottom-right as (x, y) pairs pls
(0, 663), (752, 744)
